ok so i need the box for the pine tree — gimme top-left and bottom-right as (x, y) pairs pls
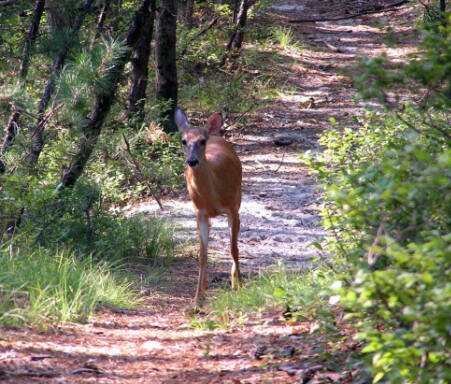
(155, 0), (178, 133)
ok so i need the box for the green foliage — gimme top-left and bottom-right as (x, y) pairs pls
(268, 26), (300, 50)
(303, 14), (451, 383)
(176, 2), (276, 115)
(0, 173), (173, 328)
(305, 109), (450, 384)
(90, 122), (185, 202)
(205, 266), (334, 328)
(1, 178), (174, 263)
(354, 14), (451, 109)
(0, 247), (139, 328)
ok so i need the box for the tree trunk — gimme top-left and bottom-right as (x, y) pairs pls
(45, 0), (75, 32)
(184, 0), (194, 29)
(226, 0), (248, 51)
(155, 0), (178, 133)
(60, 0), (153, 189)
(127, 0), (156, 121)
(20, 0), (45, 79)
(26, 0), (94, 169)
(90, 1), (109, 50)
(0, 0), (45, 173)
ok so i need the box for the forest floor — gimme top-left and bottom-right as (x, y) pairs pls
(0, 2), (418, 383)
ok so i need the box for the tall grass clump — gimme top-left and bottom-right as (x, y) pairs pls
(0, 248), (139, 328)
(268, 26), (300, 50)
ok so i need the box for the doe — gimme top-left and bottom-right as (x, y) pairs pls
(175, 108), (243, 308)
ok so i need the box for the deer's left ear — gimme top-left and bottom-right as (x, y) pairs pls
(205, 113), (223, 136)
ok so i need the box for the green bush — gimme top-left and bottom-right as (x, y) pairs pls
(305, 110), (450, 384)
(0, 176), (173, 328)
(1, 176), (174, 263)
(89, 123), (185, 203)
(303, 14), (450, 384)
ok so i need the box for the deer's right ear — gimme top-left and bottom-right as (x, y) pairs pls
(175, 108), (189, 132)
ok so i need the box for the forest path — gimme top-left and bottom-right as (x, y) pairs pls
(0, 2), (417, 383)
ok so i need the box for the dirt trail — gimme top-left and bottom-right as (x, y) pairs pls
(0, 2), (418, 383)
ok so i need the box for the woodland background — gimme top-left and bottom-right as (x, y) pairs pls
(0, 0), (449, 382)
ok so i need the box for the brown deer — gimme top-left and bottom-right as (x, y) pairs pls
(175, 108), (242, 308)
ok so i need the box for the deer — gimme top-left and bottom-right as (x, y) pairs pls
(174, 108), (243, 309)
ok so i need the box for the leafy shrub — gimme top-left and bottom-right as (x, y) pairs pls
(0, 175), (173, 328)
(305, 108), (450, 382)
(303, 14), (450, 383)
(89, 122), (185, 203)
(1, 177), (174, 263)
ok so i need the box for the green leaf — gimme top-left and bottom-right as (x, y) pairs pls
(310, 242), (323, 250)
(273, 287), (286, 298)
(373, 372), (385, 383)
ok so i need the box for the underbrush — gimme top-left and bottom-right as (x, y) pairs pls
(0, 178), (174, 328)
(1, 179), (174, 263)
(302, 15), (450, 384)
(191, 266), (336, 330)
(0, 248), (139, 329)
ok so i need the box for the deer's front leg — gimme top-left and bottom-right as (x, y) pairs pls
(195, 210), (209, 307)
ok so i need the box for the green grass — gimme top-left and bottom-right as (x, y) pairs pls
(200, 266), (335, 328)
(0, 248), (140, 329)
(269, 26), (300, 50)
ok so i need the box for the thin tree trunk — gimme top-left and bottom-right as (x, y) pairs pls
(155, 0), (178, 133)
(20, 0), (45, 79)
(127, 0), (156, 121)
(60, 0), (152, 189)
(226, 0), (248, 51)
(184, 0), (194, 29)
(45, 0), (74, 32)
(26, 0), (94, 169)
(0, 0), (45, 173)
(90, 1), (109, 50)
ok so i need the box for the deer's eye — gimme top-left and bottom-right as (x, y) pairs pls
(181, 139), (187, 146)
(200, 139), (207, 146)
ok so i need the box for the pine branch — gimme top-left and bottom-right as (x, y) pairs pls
(1, 0), (45, 174)
(26, 0), (94, 169)
(59, 0), (153, 190)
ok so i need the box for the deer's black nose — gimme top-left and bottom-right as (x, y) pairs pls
(187, 159), (199, 167)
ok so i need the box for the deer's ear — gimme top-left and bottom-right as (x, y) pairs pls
(175, 108), (189, 132)
(205, 113), (223, 135)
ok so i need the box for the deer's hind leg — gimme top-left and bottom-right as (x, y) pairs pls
(228, 211), (242, 289)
